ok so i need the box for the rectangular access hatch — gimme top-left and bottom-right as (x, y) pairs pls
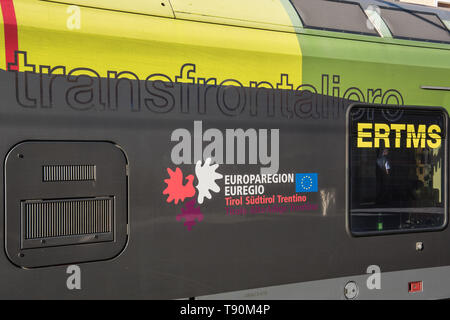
(5, 141), (128, 268)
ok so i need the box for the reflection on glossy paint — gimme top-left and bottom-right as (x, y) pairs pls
(320, 189), (335, 217)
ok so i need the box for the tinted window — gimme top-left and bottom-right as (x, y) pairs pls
(380, 8), (450, 43)
(349, 106), (447, 235)
(290, 0), (379, 35)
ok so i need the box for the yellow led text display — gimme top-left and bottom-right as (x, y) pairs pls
(357, 123), (442, 149)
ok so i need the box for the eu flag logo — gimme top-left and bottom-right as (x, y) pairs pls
(296, 173), (318, 193)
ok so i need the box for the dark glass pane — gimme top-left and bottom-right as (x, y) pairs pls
(349, 106), (446, 235)
(291, 0), (379, 35)
(380, 8), (450, 43)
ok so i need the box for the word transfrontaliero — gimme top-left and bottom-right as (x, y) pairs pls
(357, 122), (442, 149)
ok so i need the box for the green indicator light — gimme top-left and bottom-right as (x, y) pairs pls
(378, 222), (383, 231)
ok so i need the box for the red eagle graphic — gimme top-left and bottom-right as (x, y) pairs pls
(163, 167), (195, 204)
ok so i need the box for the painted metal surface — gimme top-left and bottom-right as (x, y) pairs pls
(0, 0), (447, 299)
(41, 0), (175, 18)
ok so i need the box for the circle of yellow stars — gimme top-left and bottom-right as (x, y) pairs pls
(300, 175), (313, 191)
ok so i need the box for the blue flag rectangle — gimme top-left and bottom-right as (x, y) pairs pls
(296, 173), (318, 193)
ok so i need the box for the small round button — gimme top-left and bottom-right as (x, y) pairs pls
(344, 281), (359, 300)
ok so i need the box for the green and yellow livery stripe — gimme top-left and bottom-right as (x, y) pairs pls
(0, 0), (304, 89)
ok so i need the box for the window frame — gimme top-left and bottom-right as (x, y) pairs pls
(289, 0), (381, 37)
(346, 104), (449, 237)
(378, 6), (450, 44)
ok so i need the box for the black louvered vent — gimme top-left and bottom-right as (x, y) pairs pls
(21, 197), (114, 249)
(43, 165), (96, 182)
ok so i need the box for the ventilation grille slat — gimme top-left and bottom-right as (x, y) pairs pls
(43, 165), (96, 182)
(23, 197), (112, 240)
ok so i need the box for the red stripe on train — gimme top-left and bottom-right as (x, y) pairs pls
(0, 0), (18, 71)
